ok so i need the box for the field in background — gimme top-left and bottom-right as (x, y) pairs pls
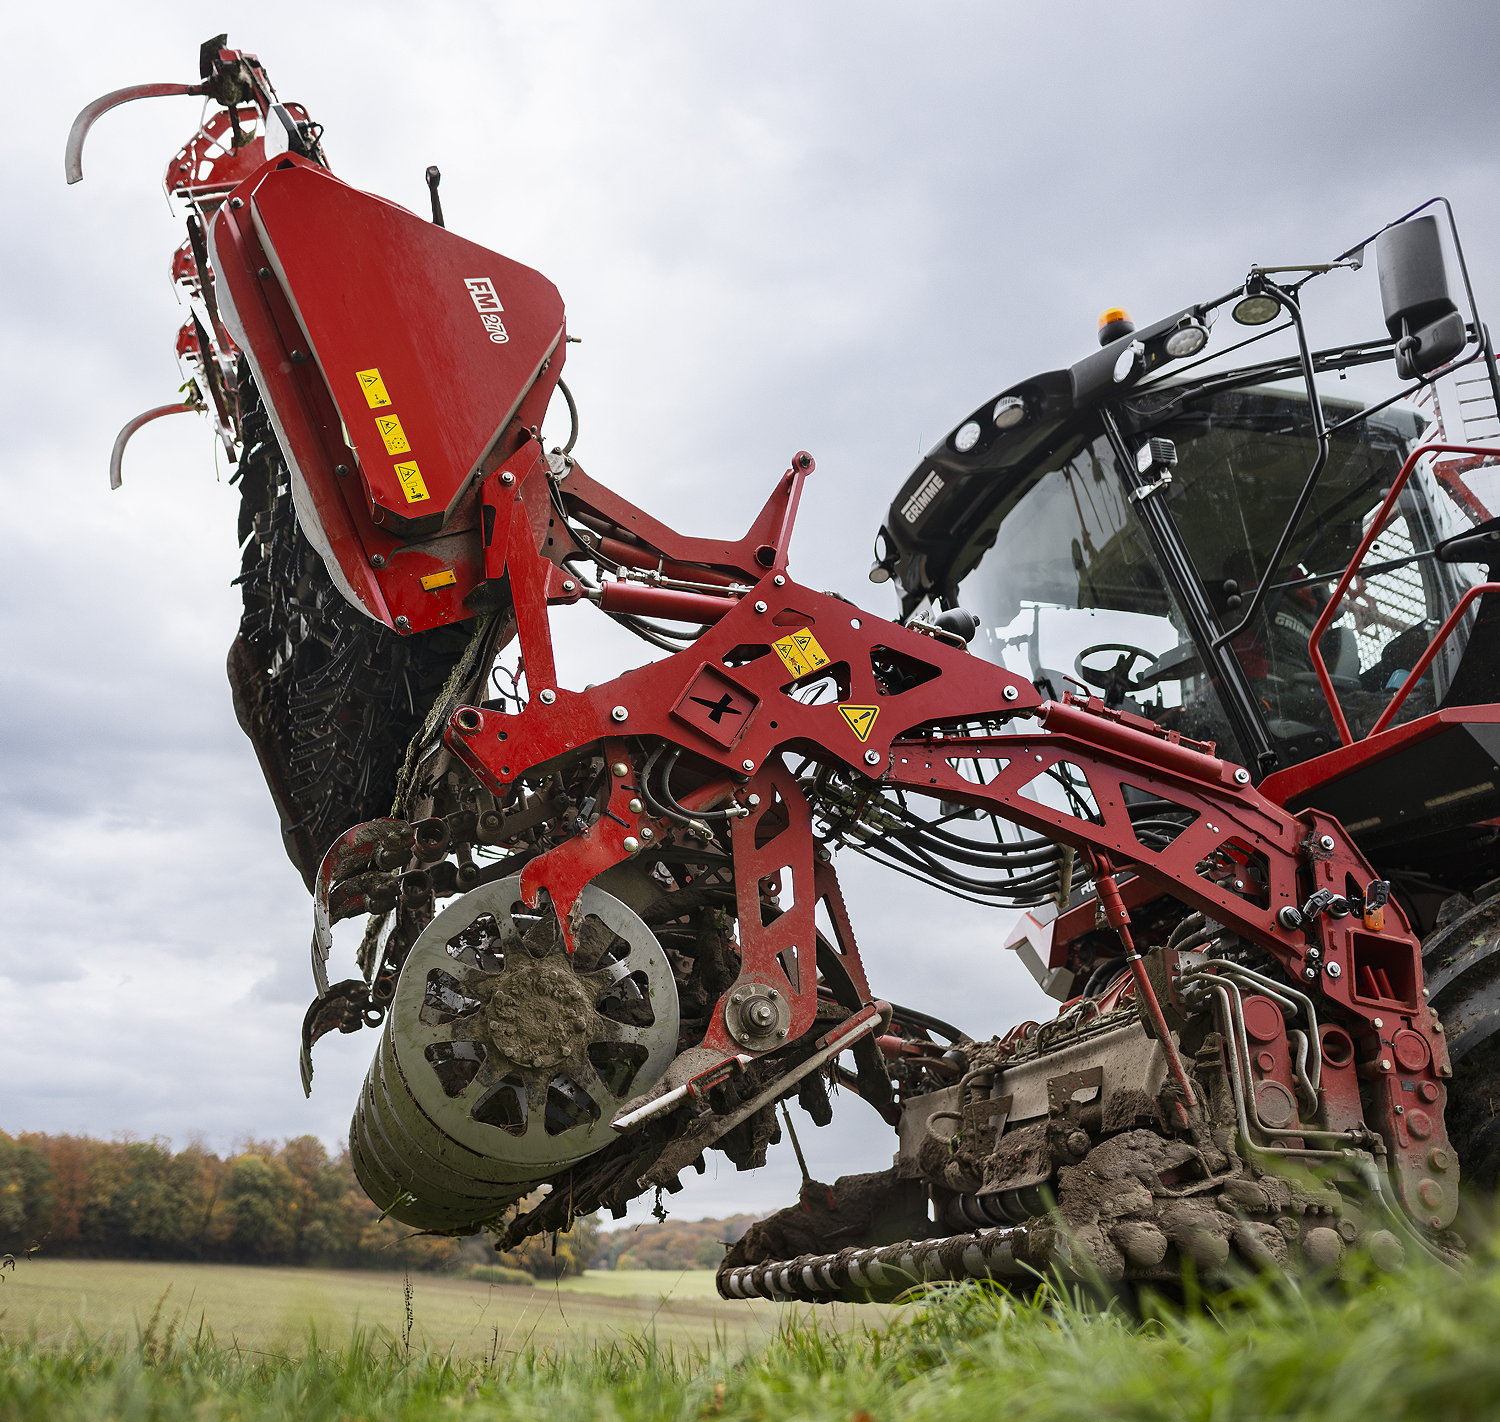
(7, 1244), (1500, 1421)
(0, 1260), (886, 1356)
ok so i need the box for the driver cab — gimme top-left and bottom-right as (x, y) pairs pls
(957, 383), (1471, 767)
(881, 372), (1497, 776)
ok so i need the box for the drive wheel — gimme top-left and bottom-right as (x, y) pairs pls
(352, 875), (680, 1230)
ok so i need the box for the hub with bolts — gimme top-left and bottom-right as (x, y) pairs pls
(724, 981), (792, 1048)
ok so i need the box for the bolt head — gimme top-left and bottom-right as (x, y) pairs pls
(371, 554), (387, 569)
(864, 750), (881, 766)
(501, 472), (515, 485)
(741, 759), (755, 772)
(754, 601), (768, 613)
(611, 706), (629, 722)
(229, 197), (244, 209)
(628, 798), (644, 814)
(394, 615), (410, 631)
(562, 579), (576, 592)
(1303, 967), (1319, 981)
(1234, 768), (1250, 784)
(640, 826), (654, 840)
(622, 836), (640, 853)
(773, 575), (786, 586)
(1003, 685), (1019, 701)
(1326, 962), (1342, 979)
(1318, 835), (1336, 851)
(612, 762), (629, 777)
(538, 688), (556, 705)
(747, 794), (762, 807)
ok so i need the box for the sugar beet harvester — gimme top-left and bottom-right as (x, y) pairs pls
(71, 39), (1500, 1302)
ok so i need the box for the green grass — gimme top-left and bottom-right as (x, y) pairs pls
(4, 1246), (1500, 1419)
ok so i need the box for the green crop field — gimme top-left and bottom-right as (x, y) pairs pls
(0, 1260), (886, 1355)
(4, 1245), (1500, 1420)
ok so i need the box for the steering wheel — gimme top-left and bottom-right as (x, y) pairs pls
(1074, 643), (1159, 695)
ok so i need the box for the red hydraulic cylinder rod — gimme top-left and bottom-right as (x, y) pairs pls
(1041, 701), (1232, 785)
(598, 581), (741, 625)
(596, 536), (738, 587)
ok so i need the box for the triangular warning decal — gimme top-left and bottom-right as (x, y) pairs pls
(838, 704), (880, 742)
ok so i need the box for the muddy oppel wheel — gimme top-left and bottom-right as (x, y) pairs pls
(351, 875), (679, 1230)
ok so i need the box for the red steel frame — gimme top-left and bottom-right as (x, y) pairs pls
(1307, 440), (1500, 745)
(439, 434), (1459, 1229)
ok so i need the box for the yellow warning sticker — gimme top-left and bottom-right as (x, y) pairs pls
(838, 704), (880, 742)
(420, 569), (458, 591)
(393, 460), (430, 504)
(355, 368), (391, 409)
(375, 413), (411, 455)
(771, 627), (832, 679)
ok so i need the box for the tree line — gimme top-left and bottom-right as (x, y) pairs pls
(0, 1132), (596, 1276)
(594, 1213), (757, 1271)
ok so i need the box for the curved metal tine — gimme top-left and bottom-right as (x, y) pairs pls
(66, 82), (205, 184)
(109, 403), (194, 489)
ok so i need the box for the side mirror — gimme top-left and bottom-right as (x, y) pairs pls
(1376, 214), (1466, 379)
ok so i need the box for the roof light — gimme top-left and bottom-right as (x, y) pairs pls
(1113, 341), (1143, 382)
(953, 420), (982, 452)
(1232, 292), (1281, 326)
(1163, 316), (1209, 358)
(1097, 306), (1135, 346)
(992, 395), (1027, 430)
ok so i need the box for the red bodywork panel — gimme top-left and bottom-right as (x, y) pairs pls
(209, 155), (564, 633)
(1260, 704), (1500, 809)
(248, 160), (565, 533)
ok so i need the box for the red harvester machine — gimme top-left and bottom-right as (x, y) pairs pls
(69, 39), (1500, 1300)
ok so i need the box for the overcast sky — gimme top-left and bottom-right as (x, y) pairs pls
(5, 1), (1500, 1227)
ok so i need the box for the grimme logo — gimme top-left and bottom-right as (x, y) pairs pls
(901, 470), (944, 524)
(464, 277), (510, 344)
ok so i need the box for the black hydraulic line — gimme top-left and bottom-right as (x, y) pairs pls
(843, 840), (1058, 908)
(884, 1000), (968, 1044)
(851, 825), (1067, 886)
(648, 745), (742, 822)
(848, 836), (1064, 903)
(557, 378), (580, 454)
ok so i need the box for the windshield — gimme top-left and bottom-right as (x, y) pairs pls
(959, 384), (1486, 767)
(959, 429), (1232, 748)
